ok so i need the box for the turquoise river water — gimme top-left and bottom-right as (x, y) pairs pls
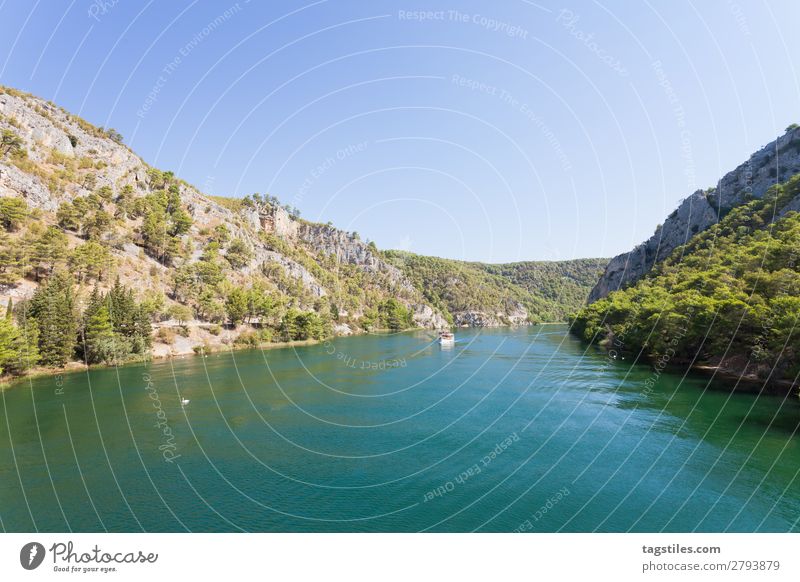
(1, 325), (798, 532)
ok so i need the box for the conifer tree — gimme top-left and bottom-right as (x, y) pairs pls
(0, 196), (27, 230)
(83, 305), (120, 365)
(225, 287), (248, 326)
(0, 232), (24, 285)
(29, 272), (77, 367)
(32, 226), (68, 281)
(0, 316), (17, 375)
(6, 307), (40, 376)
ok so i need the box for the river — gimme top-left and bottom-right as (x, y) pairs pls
(1, 325), (798, 532)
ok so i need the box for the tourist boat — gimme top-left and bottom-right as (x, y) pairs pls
(438, 331), (455, 346)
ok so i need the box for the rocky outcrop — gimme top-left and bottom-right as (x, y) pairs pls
(452, 303), (529, 328)
(411, 303), (448, 329)
(0, 162), (57, 211)
(0, 90), (143, 205)
(589, 126), (800, 302)
(256, 205), (300, 239)
(453, 311), (501, 327)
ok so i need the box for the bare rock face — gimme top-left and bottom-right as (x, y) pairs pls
(589, 126), (800, 302)
(505, 301), (530, 325)
(411, 303), (448, 329)
(0, 91), (143, 202)
(0, 163), (57, 211)
(299, 222), (379, 270)
(451, 305), (530, 327)
(297, 221), (420, 298)
(0, 96), (73, 157)
(453, 311), (499, 327)
(258, 205), (300, 239)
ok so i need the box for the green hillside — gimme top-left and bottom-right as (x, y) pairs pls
(384, 251), (607, 325)
(572, 173), (800, 385)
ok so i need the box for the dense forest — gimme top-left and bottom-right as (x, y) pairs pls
(479, 259), (610, 316)
(384, 251), (607, 325)
(572, 173), (800, 385)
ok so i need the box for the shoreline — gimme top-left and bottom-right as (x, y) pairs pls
(580, 330), (799, 399)
(690, 364), (799, 397)
(0, 322), (552, 390)
(0, 335), (330, 390)
(2, 325), (797, 402)
(0, 325), (449, 390)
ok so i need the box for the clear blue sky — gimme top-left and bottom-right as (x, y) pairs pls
(1, 0), (798, 262)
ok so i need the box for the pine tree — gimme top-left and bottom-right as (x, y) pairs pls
(280, 308), (301, 341)
(225, 287), (248, 326)
(106, 278), (137, 337)
(70, 240), (112, 283)
(0, 196), (27, 230)
(132, 305), (152, 354)
(6, 310), (40, 376)
(295, 312), (325, 340)
(0, 129), (24, 159)
(225, 238), (253, 269)
(83, 305), (120, 365)
(379, 299), (413, 331)
(29, 272), (77, 367)
(0, 232), (24, 286)
(32, 226), (68, 281)
(0, 316), (18, 375)
(56, 201), (81, 231)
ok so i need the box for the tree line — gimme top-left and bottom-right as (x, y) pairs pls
(0, 274), (153, 376)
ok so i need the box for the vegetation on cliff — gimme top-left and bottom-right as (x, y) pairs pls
(572, 173), (800, 384)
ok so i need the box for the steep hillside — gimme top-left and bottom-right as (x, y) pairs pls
(573, 173), (800, 388)
(589, 124), (800, 301)
(0, 85), (609, 379)
(0, 85), (452, 375)
(384, 251), (607, 325)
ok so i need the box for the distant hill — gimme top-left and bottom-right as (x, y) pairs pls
(384, 251), (607, 326)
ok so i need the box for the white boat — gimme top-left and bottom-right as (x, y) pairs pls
(181, 398), (190, 406)
(438, 331), (455, 346)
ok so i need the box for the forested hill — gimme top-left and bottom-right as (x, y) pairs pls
(384, 251), (608, 326)
(572, 173), (800, 387)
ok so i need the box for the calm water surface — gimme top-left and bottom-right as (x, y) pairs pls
(1, 325), (798, 532)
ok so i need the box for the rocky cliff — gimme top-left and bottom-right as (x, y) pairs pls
(0, 85), (448, 336)
(589, 125), (800, 302)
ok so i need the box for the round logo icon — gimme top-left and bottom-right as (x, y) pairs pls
(20, 542), (46, 570)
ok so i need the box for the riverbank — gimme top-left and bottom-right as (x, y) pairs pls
(577, 334), (798, 398)
(0, 335), (330, 390)
(692, 363), (799, 397)
(0, 325), (450, 390)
